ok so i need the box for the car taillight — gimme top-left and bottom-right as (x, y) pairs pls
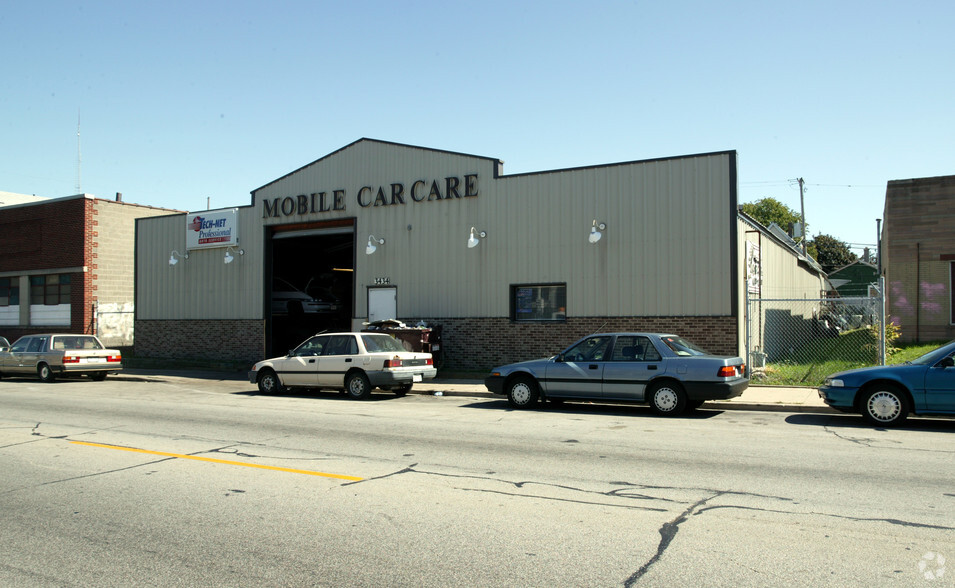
(107, 354), (122, 363)
(717, 366), (739, 377)
(63, 356), (79, 364)
(384, 357), (403, 368)
(425, 358), (433, 366)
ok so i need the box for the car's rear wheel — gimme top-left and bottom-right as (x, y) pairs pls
(91, 372), (108, 381)
(257, 369), (283, 394)
(648, 381), (687, 416)
(507, 376), (539, 409)
(38, 363), (55, 383)
(346, 371), (372, 400)
(861, 385), (908, 427)
(394, 384), (412, 397)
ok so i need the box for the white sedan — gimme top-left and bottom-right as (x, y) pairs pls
(249, 332), (437, 399)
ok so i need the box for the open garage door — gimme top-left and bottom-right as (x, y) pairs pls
(267, 221), (354, 356)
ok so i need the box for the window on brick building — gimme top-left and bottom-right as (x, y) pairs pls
(511, 283), (566, 322)
(30, 274), (71, 305)
(0, 277), (18, 306)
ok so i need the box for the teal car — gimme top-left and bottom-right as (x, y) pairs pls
(818, 340), (955, 426)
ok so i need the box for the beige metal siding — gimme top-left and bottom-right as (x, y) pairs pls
(136, 209), (263, 319)
(255, 145), (735, 319)
(139, 142), (736, 322)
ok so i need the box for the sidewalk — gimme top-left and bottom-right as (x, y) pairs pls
(120, 369), (834, 414)
(413, 380), (835, 414)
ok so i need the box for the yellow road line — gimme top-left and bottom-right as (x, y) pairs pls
(71, 441), (363, 481)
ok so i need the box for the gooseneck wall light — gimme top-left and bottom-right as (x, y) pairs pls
(366, 235), (385, 255)
(224, 246), (245, 264)
(468, 227), (487, 248)
(589, 220), (607, 244)
(168, 250), (188, 266)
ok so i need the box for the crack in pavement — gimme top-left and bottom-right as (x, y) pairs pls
(697, 504), (955, 531)
(624, 491), (726, 586)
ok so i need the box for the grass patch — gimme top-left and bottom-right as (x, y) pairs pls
(753, 331), (948, 387)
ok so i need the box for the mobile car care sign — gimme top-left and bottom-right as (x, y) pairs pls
(186, 208), (239, 250)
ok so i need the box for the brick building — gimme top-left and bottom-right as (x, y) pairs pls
(0, 193), (179, 347)
(883, 174), (955, 342)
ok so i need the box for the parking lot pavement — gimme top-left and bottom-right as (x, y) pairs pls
(120, 370), (834, 414)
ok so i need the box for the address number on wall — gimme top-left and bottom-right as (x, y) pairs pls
(374, 277), (391, 285)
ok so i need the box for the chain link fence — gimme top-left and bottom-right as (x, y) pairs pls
(746, 283), (885, 386)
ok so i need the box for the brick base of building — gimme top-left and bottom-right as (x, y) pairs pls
(133, 316), (738, 372)
(411, 315), (740, 372)
(135, 319), (265, 364)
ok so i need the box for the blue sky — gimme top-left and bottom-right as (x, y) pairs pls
(3, 1), (952, 254)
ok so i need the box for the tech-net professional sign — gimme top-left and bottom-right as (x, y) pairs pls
(185, 208), (238, 250)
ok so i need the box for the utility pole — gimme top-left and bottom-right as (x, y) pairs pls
(798, 177), (806, 253)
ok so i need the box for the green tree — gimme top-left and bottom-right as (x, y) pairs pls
(811, 234), (857, 274)
(740, 197), (803, 235)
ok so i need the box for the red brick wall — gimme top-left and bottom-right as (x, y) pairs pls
(0, 198), (91, 337)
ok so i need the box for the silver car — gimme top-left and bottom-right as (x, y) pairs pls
(484, 332), (748, 415)
(249, 332), (437, 399)
(0, 333), (123, 382)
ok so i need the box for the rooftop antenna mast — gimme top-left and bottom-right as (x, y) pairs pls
(75, 109), (82, 194)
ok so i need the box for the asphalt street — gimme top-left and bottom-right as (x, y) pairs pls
(1, 372), (953, 587)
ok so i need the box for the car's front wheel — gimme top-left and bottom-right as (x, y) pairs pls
(345, 371), (373, 400)
(257, 369), (283, 394)
(507, 376), (539, 409)
(38, 363), (55, 383)
(861, 385), (908, 426)
(648, 381), (687, 416)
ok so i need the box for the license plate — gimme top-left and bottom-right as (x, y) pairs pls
(413, 374), (423, 382)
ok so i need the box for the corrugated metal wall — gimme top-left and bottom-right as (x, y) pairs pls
(138, 141), (737, 322)
(136, 209), (263, 319)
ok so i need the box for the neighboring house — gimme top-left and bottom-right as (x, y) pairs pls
(828, 260), (879, 297)
(737, 211), (831, 363)
(0, 193), (180, 347)
(882, 174), (955, 342)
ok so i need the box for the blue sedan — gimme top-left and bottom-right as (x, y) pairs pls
(818, 340), (955, 426)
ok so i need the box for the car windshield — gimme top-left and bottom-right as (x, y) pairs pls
(361, 334), (406, 353)
(660, 336), (708, 357)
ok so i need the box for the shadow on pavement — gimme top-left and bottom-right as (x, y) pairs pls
(461, 398), (723, 419)
(234, 388), (406, 402)
(785, 413), (955, 432)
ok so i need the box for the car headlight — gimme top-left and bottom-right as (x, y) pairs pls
(825, 378), (844, 387)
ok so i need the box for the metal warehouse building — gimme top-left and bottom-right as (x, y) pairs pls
(134, 139), (825, 370)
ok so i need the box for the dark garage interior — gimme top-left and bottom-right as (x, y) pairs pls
(267, 226), (354, 356)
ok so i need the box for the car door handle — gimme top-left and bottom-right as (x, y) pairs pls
(589, 364), (598, 369)
(345, 358), (352, 363)
(308, 359), (315, 364)
(648, 365), (657, 370)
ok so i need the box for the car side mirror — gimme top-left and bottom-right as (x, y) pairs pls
(555, 353), (565, 363)
(939, 357), (954, 368)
